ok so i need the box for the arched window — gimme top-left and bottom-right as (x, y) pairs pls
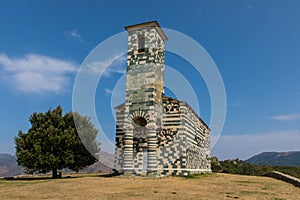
(133, 116), (147, 126)
(138, 34), (145, 53)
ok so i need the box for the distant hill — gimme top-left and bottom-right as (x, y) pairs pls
(81, 151), (114, 173)
(245, 151), (300, 166)
(0, 154), (22, 177)
(0, 151), (114, 177)
(97, 150), (114, 169)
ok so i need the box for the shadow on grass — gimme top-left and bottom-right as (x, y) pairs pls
(97, 172), (119, 178)
(185, 173), (215, 179)
(3, 176), (78, 181)
(3, 176), (53, 181)
(2, 172), (118, 181)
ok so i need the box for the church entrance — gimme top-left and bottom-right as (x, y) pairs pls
(142, 148), (148, 172)
(132, 116), (148, 173)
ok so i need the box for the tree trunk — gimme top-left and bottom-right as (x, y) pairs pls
(52, 169), (57, 178)
(52, 169), (62, 178)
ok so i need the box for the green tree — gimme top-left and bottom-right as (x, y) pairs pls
(15, 106), (100, 178)
(211, 157), (223, 173)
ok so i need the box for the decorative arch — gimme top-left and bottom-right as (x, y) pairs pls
(157, 128), (178, 146)
(129, 110), (150, 125)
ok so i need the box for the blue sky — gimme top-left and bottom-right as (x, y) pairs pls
(0, 0), (299, 160)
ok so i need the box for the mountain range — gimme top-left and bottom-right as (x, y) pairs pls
(245, 151), (300, 166)
(0, 154), (22, 177)
(2, 151), (299, 177)
(0, 151), (114, 177)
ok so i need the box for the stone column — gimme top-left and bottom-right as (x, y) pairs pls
(123, 124), (133, 174)
(146, 123), (157, 174)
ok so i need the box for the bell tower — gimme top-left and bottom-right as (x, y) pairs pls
(115, 21), (211, 176)
(122, 21), (168, 174)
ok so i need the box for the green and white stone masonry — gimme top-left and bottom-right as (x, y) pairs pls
(114, 21), (211, 176)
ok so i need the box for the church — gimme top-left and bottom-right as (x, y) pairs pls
(114, 21), (211, 176)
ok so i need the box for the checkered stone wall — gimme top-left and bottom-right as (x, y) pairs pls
(113, 21), (211, 176)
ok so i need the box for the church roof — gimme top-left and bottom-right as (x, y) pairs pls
(124, 21), (168, 42)
(114, 103), (125, 110)
(162, 95), (210, 130)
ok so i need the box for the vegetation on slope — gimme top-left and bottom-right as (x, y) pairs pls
(211, 157), (300, 179)
(245, 151), (300, 166)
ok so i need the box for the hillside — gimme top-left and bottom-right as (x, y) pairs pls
(211, 157), (300, 179)
(0, 151), (114, 177)
(0, 154), (22, 177)
(245, 151), (300, 166)
(97, 150), (114, 168)
(0, 173), (299, 199)
(82, 151), (114, 173)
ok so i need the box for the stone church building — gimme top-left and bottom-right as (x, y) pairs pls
(114, 21), (211, 176)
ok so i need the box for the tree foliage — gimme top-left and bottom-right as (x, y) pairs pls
(211, 156), (223, 173)
(15, 106), (100, 178)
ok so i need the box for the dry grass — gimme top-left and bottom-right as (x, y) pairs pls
(0, 173), (299, 199)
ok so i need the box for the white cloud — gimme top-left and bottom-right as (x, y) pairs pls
(87, 54), (126, 77)
(0, 53), (77, 93)
(271, 113), (300, 121)
(212, 130), (300, 160)
(64, 29), (85, 43)
(104, 88), (113, 95)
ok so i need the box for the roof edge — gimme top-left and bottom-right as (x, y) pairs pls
(124, 21), (168, 42)
(163, 95), (210, 130)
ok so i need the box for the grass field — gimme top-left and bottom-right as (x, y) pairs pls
(0, 173), (299, 199)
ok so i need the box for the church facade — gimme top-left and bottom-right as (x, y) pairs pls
(114, 21), (211, 176)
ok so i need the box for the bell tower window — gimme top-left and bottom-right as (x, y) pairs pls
(138, 34), (145, 53)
